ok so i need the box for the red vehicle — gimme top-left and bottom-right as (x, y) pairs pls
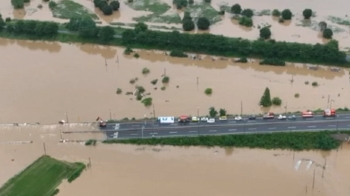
(178, 115), (191, 123)
(302, 110), (313, 118)
(263, 112), (274, 119)
(323, 109), (336, 118)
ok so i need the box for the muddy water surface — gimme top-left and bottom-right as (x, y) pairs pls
(0, 38), (349, 123)
(1, 125), (350, 196)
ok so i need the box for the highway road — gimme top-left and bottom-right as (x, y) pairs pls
(103, 114), (350, 139)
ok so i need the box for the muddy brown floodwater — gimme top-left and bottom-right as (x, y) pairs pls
(1, 125), (350, 196)
(0, 38), (349, 124)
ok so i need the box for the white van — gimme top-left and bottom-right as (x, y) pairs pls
(157, 117), (175, 124)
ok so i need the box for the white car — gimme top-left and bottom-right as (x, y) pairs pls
(201, 117), (209, 122)
(234, 116), (243, 121)
(219, 116), (227, 121)
(207, 118), (216, 123)
(278, 114), (286, 120)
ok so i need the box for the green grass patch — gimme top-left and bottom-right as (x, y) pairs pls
(52, 0), (98, 20)
(186, 3), (222, 24)
(85, 139), (97, 146)
(103, 131), (342, 151)
(0, 155), (86, 196)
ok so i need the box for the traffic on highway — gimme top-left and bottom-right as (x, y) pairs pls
(99, 109), (350, 139)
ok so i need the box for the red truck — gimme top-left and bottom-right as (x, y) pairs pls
(263, 112), (274, 119)
(323, 109), (336, 118)
(301, 110), (313, 118)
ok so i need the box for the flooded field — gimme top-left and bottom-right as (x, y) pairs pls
(1, 0), (350, 49)
(1, 125), (350, 196)
(0, 38), (349, 124)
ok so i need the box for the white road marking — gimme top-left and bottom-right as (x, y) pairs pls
(130, 134), (138, 136)
(328, 125), (336, 127)
(248, 128), (256, 130)
(228, 129), (237, 131)
(308, 126), (316, 128)
(268, 127), (276, 130)
(288, 126), (296, 129)
(149, 132), (158, 135)
(189, 131), (197, 133)
(113, 132), (119, 138)
(209, 130), (217, 132)
(169, 132), (177, 134)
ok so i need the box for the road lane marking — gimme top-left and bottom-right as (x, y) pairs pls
(328, 125), (336, 127)
(113, 132), (118, 138)
(288, 126), (296, 129)
(268, 127), (276, 130)
(149, 132), (158, 135)
(209, 130), (217, 132)
(189, 131), (197, 133)
(169, 132), (177, 134)
(130, 134), (138, 136)
(308, 126), (316, 128)
(248, 128), (256, 130)
(228, 129), (237, 131)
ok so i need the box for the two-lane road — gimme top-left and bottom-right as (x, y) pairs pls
(105, 114), (350, 139)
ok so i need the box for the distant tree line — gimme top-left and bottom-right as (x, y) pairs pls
(122, 24), (347, 65)
(5, 19), (59, 37)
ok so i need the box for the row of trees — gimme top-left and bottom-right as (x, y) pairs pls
(209, 107), (226, 117)
(5, 20), (59, 37)
(122, 24), (347, 65)
(231, 4), (254, 27)
(66, 16), (115, 41)
(93, 0), (120, 16)
(182, 12), (210, 31)
(259, 88), (282, 107)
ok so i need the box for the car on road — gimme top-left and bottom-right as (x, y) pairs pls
(207, 118), (216, 123)
(234, 116), (243, 121)
(219, 116), (228, 121)
(192, 116), (199, 122)
(201, 117), (209, 122)
(288, 115), (296, 120)
(248, 115), (256, 120)
(278, 114), (287, 120)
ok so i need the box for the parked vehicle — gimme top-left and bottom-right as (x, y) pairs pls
(96, 117), (107, 128)
(278, 114), (286, 120)
(178, 115), (190, 123)
(288, 115), (296, 120)
(323, 109), (336, 118)
(192, 116), (199, 122)
(207, 118), (216, 123)
(219, 116), (228, 121)
(263, 112), (274, 119)
(200, 116), (209, 122)
(301, 110), (313, 118)
(248, 115), (256, 120)
(234, 116), (243, 121)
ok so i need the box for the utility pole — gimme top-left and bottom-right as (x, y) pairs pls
(153, 104), (156, 119)
(109, 109), (112, 120)
(322, 158), (326, 178)
(327, 95), (330, 108)
(197, 107), (199, 117)
(285, 102), (288, 114)
(312, 168), (316, 190)
(43, 142), (47, 155)
(88, 157), (91, 168)
(240, 101), (243, 116)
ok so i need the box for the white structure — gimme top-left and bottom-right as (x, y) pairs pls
(158, 117), (175, 124)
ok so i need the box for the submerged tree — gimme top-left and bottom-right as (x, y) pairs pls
(260, 87), (272, 107)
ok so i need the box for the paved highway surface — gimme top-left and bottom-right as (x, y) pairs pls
(103, 114), (350, 139)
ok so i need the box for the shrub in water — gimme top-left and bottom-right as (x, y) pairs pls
(204, 88), (212, 95)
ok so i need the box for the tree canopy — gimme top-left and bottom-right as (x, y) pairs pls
(259, 27), (271, 39)
(260, 88), (272, 107)
(241, 9), (253, 18)
(231, 4), (241, 14)
(272, 9), (280, 17)
(302, 9), (312, 19)
(110, 1), (120, 11)
(197, 17), (210, 30)
(323, 28), (333, 39)
(281, 9), (292, 20)
(183, 19), (195, 31)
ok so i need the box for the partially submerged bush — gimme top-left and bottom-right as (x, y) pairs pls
(170, 49), (188, 57)
(204, 88), (212, 95)
(294, 93), (300, 98)
(272, 97), (282, 106)
(151, 79), (158, 85)
(162, 76), (170, 84)
(260, 58), (286, 66)
(116, 88), (122, 94)
(141, 97), (152, 106)
(142, 67), (150, 75)
(124, 47), (133, 55)
(312, 81), (318, 87)
(235, 57), (248, 63)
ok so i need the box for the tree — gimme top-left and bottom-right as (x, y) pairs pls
(49, 1), (57, 9)
(239, 16), (253, 27)
(66, 17), (81, 31)
(323, 28), (333, 39)
(272, 97), (282, 106)
(134, 22), (148, 33)
(6, 23), (14, 33)
(34, 22), (45, 36)
(43, 22), (59, 36)
(110, 1), (120, 11)
(219, 109), (226, 117)
(318, 21), (327, 31)
(99, 26), (115, 41)
(272, 9), (280, 17)
(209, 107), (217, 117)
(188, 0), (194, 5)
(281, 9), (292, 20)
(197, 17), (210, 30)
(302, 9), (312, 19)
(204, 0), (211, 3)
(182, 11), (192, 22)
(102, 5), (113, 15)
(259, 27), (271, 39)
(241, 9), (253, 18)
(78, 17), (98, 38)
(11, 0), (24, 9)
(231, 4), (241, 14)
(0, 16), (5, 30)
(259, 87), (272, 107)
(14, 20), (24, 33)
(173, 0), (187, 9)
(183, 19), (195, 31)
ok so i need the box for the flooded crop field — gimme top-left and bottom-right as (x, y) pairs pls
(1, 125), (350, 196)
(1, 0), (350, 49)
(0, 38), (349, 124)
